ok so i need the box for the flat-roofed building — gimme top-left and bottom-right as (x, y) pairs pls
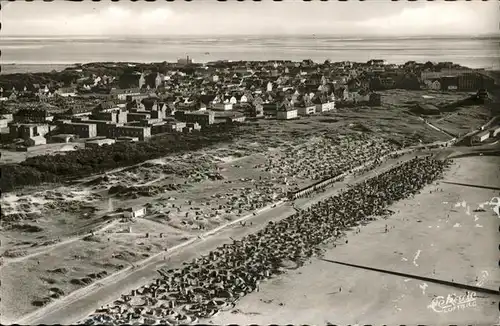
(0, 118), (9, 128)
(277, 108), (298, 120)
(166, 120), (187, 132)
(108, 125), (151, 141)
(211, 103), (233, 111)
(472, 130), (490, 143)
(14, 108), (54, 123)
(72, 118), (116, 137)
(25, 135), (46, 147)
(127, 112), (151, 122)
(297, 105), (316, 116)
(9, 123), (51, 140)
(92, 110), (127, 123)
(110, 88), (142, 101)
(213, 111), (246, 124)
(175, 110), (214, 126)
(60, 122), (97, 139)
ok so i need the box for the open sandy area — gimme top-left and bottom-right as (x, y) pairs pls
(209, 153), (500, 325)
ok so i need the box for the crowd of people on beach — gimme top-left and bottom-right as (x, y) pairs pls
(80, 155), (450, 326)
(256, 135), (398, 187)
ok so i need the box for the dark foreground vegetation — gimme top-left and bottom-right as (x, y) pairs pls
(1, 123), (242, 193)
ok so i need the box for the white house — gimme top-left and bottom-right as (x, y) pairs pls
(55, 88), (77, 97)
(277, 109), (298, 120)
(139, 73), (146, 89)
(316, 101), (335, 113)
(155, 73), (164, 89)
(124, 206), (146, 218)
(267, 82), (273, 92)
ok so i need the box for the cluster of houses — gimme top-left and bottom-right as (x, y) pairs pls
(0, 59), (493, 149)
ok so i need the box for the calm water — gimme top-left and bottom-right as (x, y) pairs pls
(1, 35), (499, 74)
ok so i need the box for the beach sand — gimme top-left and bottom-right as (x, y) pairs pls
(209, 155), (500, 325)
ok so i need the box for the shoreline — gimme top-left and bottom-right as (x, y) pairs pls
(1, 61), (498, 75)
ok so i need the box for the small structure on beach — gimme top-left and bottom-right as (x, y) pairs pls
(124, 205), (147, 218)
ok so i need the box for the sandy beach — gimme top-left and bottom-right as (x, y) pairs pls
(209, 154), (500, 325)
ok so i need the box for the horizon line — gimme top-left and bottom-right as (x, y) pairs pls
(2, 33), (499, 38)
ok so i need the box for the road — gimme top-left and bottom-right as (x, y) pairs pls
(12, 148), (432, 326)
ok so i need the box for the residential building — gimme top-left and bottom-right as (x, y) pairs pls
(457, 73), (495, 91)
(54, 87), (77, 97)
(184, 122), (202, 132)
(0, 118), (8, 128)
(127, 112), (151, 122)
(108, 125), (151, 141)
(367, 59), (386, 66)
(60, 122), (97, 139)
(440, 76), (459, 91)
(297, 105), (316, 116)
(214, 111), (246, 123)
(139, 73), (146, 89)
(92, 110), (128, 123)
(10, 123), (51, 140)
(262, 101), (290, 118)
(277, 108), (298, 120)
(110, 88), (142, 101)
(25, 135), (46, 147)
(14, 108), (54, 123)
(420, 69), (472, 81)
(1, 113), (13, 123)
(472, 130), (490, 143)
(73, 118), (115, 137)
(166, 120), (187, 132)
(124, 206), (147, 218)
(316, 101), (335, 112)
(211, 103), (233, 111)
(174, 110), (215, 126)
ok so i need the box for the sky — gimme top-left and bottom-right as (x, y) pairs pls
(2, 0), (499, 37)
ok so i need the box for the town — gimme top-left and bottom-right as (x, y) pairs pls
(0, 58), (494, 151)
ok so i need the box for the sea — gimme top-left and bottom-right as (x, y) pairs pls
(1, 35), (499, 74)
